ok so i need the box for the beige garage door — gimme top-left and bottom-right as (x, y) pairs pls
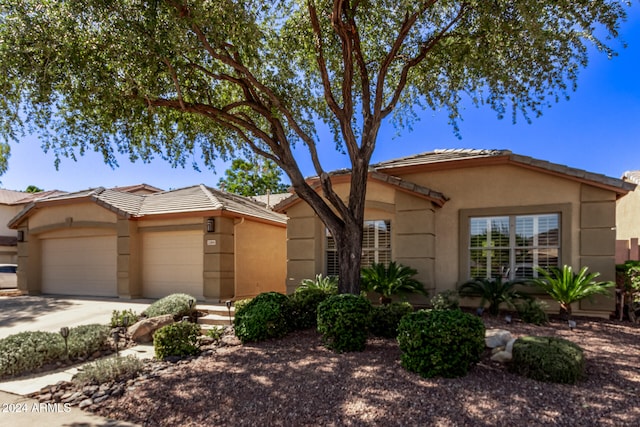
(142, 230), (203, 299)
(41, 235), (118, 297)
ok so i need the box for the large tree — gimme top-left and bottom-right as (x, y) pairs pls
(219, 158), (289, 196)
(0, 1), (628, 294)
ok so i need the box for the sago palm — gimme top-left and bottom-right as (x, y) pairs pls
(361, 262), (427, 303)
(530, 265), (614, 318)
(458, 276), (530, 316)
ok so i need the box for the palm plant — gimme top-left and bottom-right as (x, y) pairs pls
(529, 265), (614, 318)
(361, 262), (427, 304)
(458, 276), (531, 316)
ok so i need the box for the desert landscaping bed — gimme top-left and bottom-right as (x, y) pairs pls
(67, 316), (640, 427)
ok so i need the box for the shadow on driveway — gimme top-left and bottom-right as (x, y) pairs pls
(0, 296), (74, 328)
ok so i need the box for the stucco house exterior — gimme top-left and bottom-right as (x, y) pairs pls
(0, 189), (64, 264)
(9, 184), (287, 301)
(615, 171), (640, 262)
(276, 149), (635, 316)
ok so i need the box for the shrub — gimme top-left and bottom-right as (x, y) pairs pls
(459, 277), (530, 315)
(298, 274), (339, 294)
(430, 290), (460, 311)
(73, 355), (143, 386)
(67, 324), (110, 358)
(509, 336), (585, 384)
(287, 287), (333, 330)
(111, 309), (139, 328)
(361, 262), (427, 303)
(153, 321), (201, 360)
(234, 292), (290, 343)
(233, 298), (252, 314)
(516, 299), (549, 326)
(206, 326), (225, 341)
(317, 294), (371, 352)
(0, 331), (65, 376)
(529, 265), (614, 318)
(397, 309), (485, 378)
(143, 293), (197, 319)
(369, 302), (414, 338)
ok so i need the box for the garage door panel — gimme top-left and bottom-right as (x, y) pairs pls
(41, 235), (117, 297)
(142, 231), (203, 299)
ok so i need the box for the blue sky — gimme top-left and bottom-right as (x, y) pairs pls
(1, 5), (639, 193)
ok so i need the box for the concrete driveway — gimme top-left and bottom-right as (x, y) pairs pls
(0, 295), (153, 339)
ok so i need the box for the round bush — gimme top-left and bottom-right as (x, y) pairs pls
(67, 324), (110, 358)
(370, 302), (414, 338)
(509, 336), (584, 384)
(287, 287), (332, 330)
(234, 292), (290, 343)
(317, 294), (371, 353)
(0, 331), (65, 377)
(397, 309), (485, 378)
(143, 293), (197, 319)
(153, 321), (201, 360)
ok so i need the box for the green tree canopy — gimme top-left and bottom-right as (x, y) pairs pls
(25, 185), (43, 193)
(0, 0), (628, 293)
(218, 158), (289, 197)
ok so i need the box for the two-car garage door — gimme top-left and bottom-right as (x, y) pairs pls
(41, 235), (118, 297)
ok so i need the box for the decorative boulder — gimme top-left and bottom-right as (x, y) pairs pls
(128, 314), (174, 343)
(485, 329), (513, 348)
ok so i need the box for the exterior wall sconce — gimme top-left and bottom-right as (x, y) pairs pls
(17, 230), (24, 242)
(206, 218), (215, 233)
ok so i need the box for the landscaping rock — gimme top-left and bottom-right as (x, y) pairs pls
(485, 329), (513, 348)
(128, 314), (174, 343)
(79, 398), (94, 409)
(491, 350), (513, 363)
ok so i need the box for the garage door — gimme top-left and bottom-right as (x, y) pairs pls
(142, 231), (203, 299)
(41, 235), (118, 297)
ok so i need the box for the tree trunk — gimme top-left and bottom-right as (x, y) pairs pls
(335, 223), (364, 295)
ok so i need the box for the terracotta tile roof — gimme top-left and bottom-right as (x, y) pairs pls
(9, 184), (286, 228)
(0, 189), (65, 205)
(373, 148), (635, 193)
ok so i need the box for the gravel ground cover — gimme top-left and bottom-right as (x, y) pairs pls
(78, 315), (640, 427)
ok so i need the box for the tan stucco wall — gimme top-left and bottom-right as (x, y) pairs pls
(234, 219), (286, 299)
(616, 184), (640, 241)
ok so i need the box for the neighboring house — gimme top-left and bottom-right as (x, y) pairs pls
(276, 149), (635, 316)
(0, 189), (64, 263)
(615, 171), (640, 262)
(9, 184), (287, 301)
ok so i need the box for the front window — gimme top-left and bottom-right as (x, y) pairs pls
(469, 213), (559, 280)
(326, 220), (391, 276)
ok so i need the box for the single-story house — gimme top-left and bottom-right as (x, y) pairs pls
(0, 189), (64, 264)
(276, 148), (636, 316)
(9, 184), (287, 301)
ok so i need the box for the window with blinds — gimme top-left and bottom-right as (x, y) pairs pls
(326, 220), (391, 277)
(469, 213), (559, 280)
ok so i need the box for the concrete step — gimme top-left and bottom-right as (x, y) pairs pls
(197, 313), (234, 327)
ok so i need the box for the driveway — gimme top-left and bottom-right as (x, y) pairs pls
(0, 295), (152, 339)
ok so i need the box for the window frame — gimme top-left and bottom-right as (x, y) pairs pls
(325, 219), (392, 277)
(459, 204), (571, 282)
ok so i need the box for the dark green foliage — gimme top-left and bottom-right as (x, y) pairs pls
(430, 290), (460, 311)
(110, 309), (139, 328)
(516, 299), (550, 326)
(459, 277), (530, 315)
(317, 294), (371, 353)
(153, 322), (201, 360)
(218, 158), (289, 196)
(397, 309), (485, 378)
(369, 302), (414, 338)
(234, 292), (290, 343)
(529, 265), (614, 317)
(509, 336), (585, 384)
(287, 287), (333, 330)
(143, 293), (197, 319)
(67, 324), (110, 358)
(361, 262), (427, 300)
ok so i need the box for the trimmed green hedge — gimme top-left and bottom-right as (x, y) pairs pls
(317, 294), (371, 353)
(234, 292), (290, 343)
(509, 336), (584, 384)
